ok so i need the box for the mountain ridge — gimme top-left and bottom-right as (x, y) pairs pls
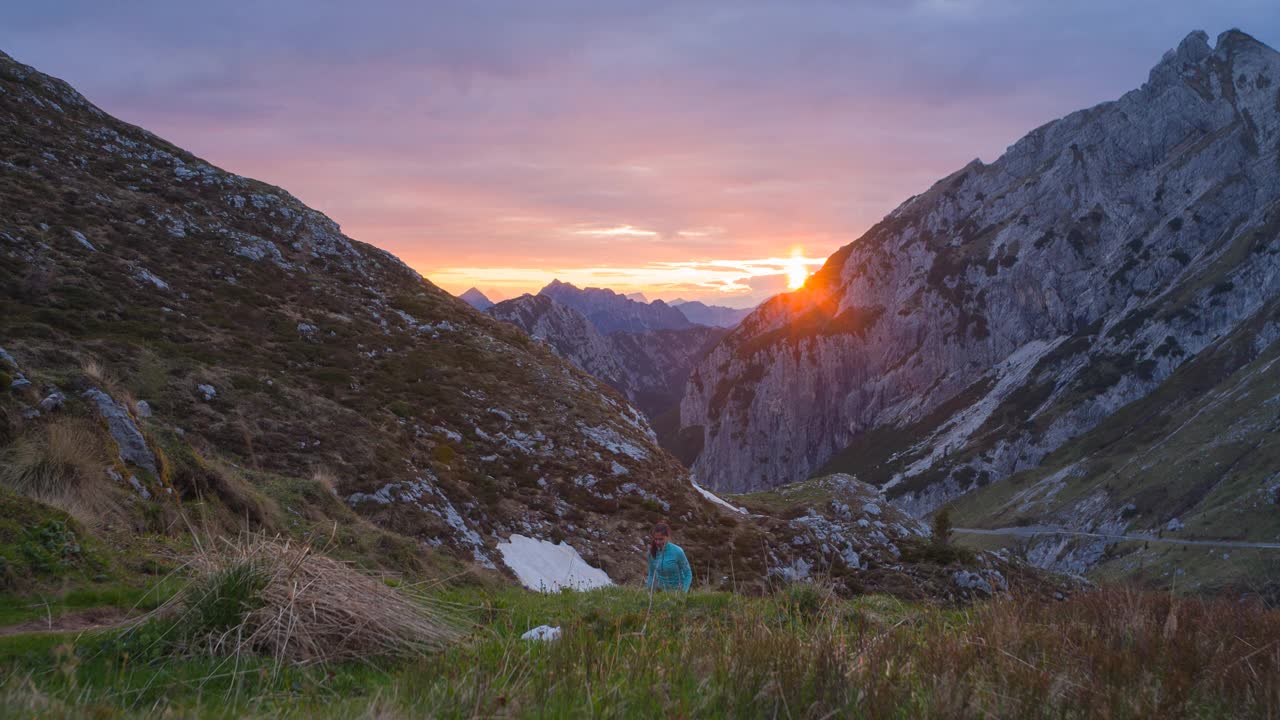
(0, 45), (1059, 599)
(679, 29), (1280, 585)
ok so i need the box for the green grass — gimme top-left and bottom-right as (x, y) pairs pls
(0, 578), (181, 627)
(1, 584), (1276, 718)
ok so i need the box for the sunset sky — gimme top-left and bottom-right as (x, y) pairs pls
(4, 2), (1277, 306)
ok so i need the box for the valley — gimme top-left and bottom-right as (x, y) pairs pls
(1, 18), (1279, 719)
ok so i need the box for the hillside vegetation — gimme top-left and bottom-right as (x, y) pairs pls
(2, 583), (1276, 719)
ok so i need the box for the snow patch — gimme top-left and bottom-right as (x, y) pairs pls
(692, 477), (747, 514)
(496, 534), (612, 592)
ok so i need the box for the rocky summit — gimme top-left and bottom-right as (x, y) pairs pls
(0, 48), (1062, 600)
(680, 31), (1280, 578)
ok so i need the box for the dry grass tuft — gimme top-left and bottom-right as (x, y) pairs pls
(151, 535), (462, 665)
(311, 466), (339, 496)
(79, 358), (117, 389)
(0, 418), (106, 499)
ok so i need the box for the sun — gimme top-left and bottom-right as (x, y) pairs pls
(785, 250), (809, 290)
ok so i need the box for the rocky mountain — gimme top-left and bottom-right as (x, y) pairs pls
(673, 300), (755, 328)
(540, 279), (694, 333)
(0, 48), (1065, 600)
(458, 287), (494, 310)
(486, 293), (727, 420)
(625, 292), (649, 303)
(680, 30), (1280, 578)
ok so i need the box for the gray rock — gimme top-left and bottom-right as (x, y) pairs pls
(10, 375), (32, 391)
(196, 383), (217, 401)
(70, 229), (96, 252)
(133, 266), (170, 291)
(83, 388), (158, 475)
(0, 347), (17, 370)
(1166, 517), (1184, 532)
(135, 400), (153, 418)
(37, 391), (65, 411)
(953, 570), (994, 595)
(128, 474), (152, 500)
(20, 407), (40, 420)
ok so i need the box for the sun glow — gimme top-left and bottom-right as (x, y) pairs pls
(785, 248), (809, 290)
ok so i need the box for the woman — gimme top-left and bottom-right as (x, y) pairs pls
(646, 522), (692, 592)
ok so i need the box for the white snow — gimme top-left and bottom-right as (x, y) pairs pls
(691, 477), (747, 514)
(496, 534), (613, 592)
(521, 625), (562, 641)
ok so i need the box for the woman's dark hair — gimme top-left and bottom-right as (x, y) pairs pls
(649, 522), (671, 558)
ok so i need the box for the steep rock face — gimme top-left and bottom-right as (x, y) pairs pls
(487, 294), (727, 419)
(540, 279), (694, 333)
(682, 30), (1280, 515)
(673, 300), (754, 328)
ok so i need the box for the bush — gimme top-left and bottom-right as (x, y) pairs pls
(931, 506), (953, 546)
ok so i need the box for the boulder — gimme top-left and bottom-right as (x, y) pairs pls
(83, 388), (158, 475)
(38, 391), (66, 412)
(953, 570), (994, 595)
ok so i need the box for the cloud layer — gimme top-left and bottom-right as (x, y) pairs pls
(4, 2), (1276, 304)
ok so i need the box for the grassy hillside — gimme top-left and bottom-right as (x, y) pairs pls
(1, 583), (1275, 719)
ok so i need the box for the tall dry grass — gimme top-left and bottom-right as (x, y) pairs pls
(0, 419), (113, 525)
(469, 585), (1280, 718)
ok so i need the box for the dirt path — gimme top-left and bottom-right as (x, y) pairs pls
(0, 607), (133, 638)
(956, 526), (1280, 550)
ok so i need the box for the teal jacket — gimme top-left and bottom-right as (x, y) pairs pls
(646, 542), (692, 592)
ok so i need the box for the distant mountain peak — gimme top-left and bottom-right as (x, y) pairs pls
(672, 300), (755, 328)
(538, 280), (694, 334)
(458, 287), (494, 310)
